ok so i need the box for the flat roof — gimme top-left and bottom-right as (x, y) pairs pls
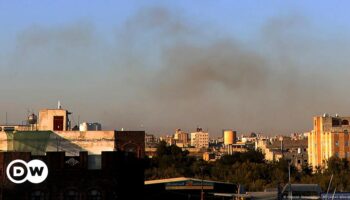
(145, 177), (232, 185)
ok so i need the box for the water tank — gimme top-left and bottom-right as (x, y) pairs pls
(27, 113), (37, 125)
(224, 130), (236, 145)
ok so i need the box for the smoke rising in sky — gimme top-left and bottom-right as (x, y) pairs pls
(1, 6), (350, 136)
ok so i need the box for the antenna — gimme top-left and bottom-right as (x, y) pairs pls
(58, 101), (61, 109)
(5, 112), (7, 126)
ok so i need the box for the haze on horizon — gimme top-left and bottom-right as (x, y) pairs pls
(1, 1), (350, 136)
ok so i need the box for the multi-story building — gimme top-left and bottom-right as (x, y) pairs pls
(145, 134), (159, 148)
(174, 129), (189, 147)
(308, 114), (350, 170)
(256, 137), (308, 169)
(190, 128), (209, 149)
(160, 135), (175, 146)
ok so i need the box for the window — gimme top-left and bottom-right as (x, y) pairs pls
(64, 190), (79, 200)
(346, 142), (349, 147)
(30, 190), (45, 200)
(336, 141), (339, 146)
(87, 189), (102, 200)
(335, 152), (339, 157)
(342, 120), (349, 125)
(345, 130), (349, 134)
(333, 118), (341, 126)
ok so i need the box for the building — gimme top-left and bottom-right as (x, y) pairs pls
(256, 137), (308, 169)
(115, 130), (145, 158)
(38, 109), (71, 131)
(0, 151), (144, 200)
(145, 134), (158, 148)
(190, 128), (209, 149)
(203, 152), (216, 161)
(145, 177), (237, 200)
(160, 135), (175, 146)
(281, 184), (322, 200)
(0, 106), (145, 159)
(308, 114), (350, 170)
(174, 129), (189, 147)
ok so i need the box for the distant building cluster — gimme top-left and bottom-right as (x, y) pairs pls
(145, 127), (310, 169)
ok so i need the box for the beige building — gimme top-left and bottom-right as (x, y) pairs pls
(38, 109), (71, 131)
(174, 129), (189, 147)
(0, 107), (144, 158)
(190, 128), (209, 149)
(308, 114), (350, 170)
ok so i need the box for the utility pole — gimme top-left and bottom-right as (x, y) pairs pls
(288, 162), (292, 200)
(326, 174), (333, 200)
(200, 166), (204, 200)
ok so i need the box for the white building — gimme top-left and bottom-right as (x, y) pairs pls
(190, 128), (209, 149)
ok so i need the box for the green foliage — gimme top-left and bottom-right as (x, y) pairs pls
(146, 145), (350, 192)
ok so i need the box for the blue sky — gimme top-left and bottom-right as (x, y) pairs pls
(1, 1), (350, 135)
(1, 1), (349, 49)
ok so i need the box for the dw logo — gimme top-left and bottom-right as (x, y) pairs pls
(6, 159), (48, 184)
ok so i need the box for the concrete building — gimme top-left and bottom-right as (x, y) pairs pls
(190, 128), (209, 149)
(0, 106), (145, 158)
(38, 109), (71, 131)
(174, 129), (189, 147)
(256, 137), (308, 169)
(145, 134), (159, 148)
(308, 114), (350, 170)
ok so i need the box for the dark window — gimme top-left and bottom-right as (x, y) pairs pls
(87, 189), (102, 200)
(4, 127), (15, 131)
(298, 160), (301, 164)
(53, 116), (64, 131)
(345, 130), (349, 134)
(342, 120), (349, 125)
(30, 190), (45, 200)
(64, 190), (79, 200)
(332, 118), (341, 126)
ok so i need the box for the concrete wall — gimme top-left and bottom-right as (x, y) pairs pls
(38, 109), (68, 131)
(0, 131), (115, 156)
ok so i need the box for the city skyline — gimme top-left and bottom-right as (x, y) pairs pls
(2, 1), (350, 136)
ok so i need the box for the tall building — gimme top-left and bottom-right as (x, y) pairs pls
(190, 128), (209, 149)
(174, 129), (189, 147)
(308, 114), (350, 170)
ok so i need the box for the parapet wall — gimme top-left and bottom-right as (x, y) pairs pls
(0, 131), (115, 156)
